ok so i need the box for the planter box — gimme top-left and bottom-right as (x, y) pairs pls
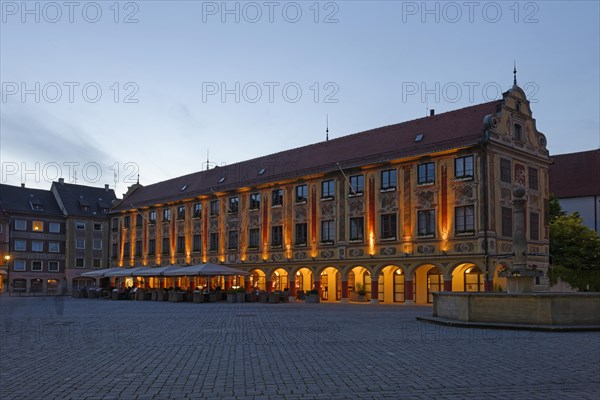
(245, 293), (257, 302)
(227, 293), (236, 303)
(175, 292), (185, 302)
(236, 292), (246, 303)
(193, 291), (207, 303)
(135, 289), (145, 300)
(305, 294), (320, 303)
(259, 293), (268, 303)
(185, 292), (194, 302)
(209, 293), (218, 302)
(111, 291), (119, 300)
(268, 293), (280, 303)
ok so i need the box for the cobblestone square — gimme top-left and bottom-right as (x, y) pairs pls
(1, 297), (599, 399)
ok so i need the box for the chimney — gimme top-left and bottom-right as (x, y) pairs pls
(430, 109), (435, 117)
(104, 184), (109, 191)
(59, 178), (64, 185)
(20, 183), (25, 188)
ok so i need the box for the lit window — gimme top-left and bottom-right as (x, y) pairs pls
(32, 221), (43, 232)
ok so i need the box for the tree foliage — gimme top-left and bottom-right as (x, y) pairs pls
(548, 195), (600, 291)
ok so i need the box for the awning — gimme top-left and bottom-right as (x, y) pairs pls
(163, 263), (250, 277)
(81, 267), (123, 277)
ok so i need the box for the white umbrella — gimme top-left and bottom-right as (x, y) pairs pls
(163, 263), (250, 277)
(81, 267), (123, 278)
(136, 265), (185, 277)
(104, 266), (155, 277)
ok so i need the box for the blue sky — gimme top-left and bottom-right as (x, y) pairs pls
(1, 0), (599, 192)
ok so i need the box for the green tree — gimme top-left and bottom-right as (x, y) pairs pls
(548, 197), (600, 291)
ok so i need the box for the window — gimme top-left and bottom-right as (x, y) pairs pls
(149, 210), (157, 224)
(32, 241), (43, 252)
(295, 223), (307, 245)
(455, 206), (475, 234)
(249, 193), (261, 210)
(271, 226), (283, 246)
(176, 236), (185, 253)
(92, 259), (101, 269)
(15, 219), (27, 231)
(121, 217), (128, 229)
(321, 220), (335, 243)
(31, 261), (42, 271)
(228, 197), (239, 213)
(148, 239), (156, 255)
(249, 228), (260, 248)
(381, 169), (397, 191)
(75, 258), (84, 268)
(502, 207), (513, 237)
(418, 162), (435, 185)
(48, 261), (59, 272)
(349, 217), (364, 241)
(177, 206), (186, 220)
(76, 238), (85, 249)
(528, 167), (539, 190)
(210, 200), (219, 216)
(48, 241), (60, 253)
(349, 175), (364, 195)
(135, 240), (142, 256)
(93, 223), (102, 231)
(14, 260), (26, 271)
(111, 218), (118, 231)
(91, 239), (101, 251)
(295, 185), (308, 203)
(162, 238), (170, 255)
(136, 214), (143, 226)
(49, 222), (61, 233)
(14, 239), (26, 251)
(228, 230), (239, 250)
(530, 212), (540, 241)
(381, 214), (397, 239)
(162, 208), (171, 222)
(192, 235), (202, 252)
(193, 203), (202, 218)
(514, 123), (523, 141)
(32, 221), (43, 232)
(322, 180), (335, 199)
(124, 243), (130, 257)
(111, 243), (118, 258)
(209, 233), (219, 251)
(500, 158), (512, 183)
(417, 210), (436, 237)
(272, 189), (283, 207)
(455, 156), (474, 179)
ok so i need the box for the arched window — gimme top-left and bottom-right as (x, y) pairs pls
(464, 266), (484, 292)
(427, 267), (443, 303)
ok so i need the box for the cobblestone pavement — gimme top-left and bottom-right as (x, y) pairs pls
(0, 296), (599, 400)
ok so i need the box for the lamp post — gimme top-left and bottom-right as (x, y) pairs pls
(3, 255), (11, 296)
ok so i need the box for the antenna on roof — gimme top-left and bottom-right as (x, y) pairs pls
(326, 115), (329, 141)
(136, 174), (140, 185)
(513, 61), (517, 86)
(206, 149), (210, 171)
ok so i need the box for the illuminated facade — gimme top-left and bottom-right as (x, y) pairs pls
(111, 83), (550, 304)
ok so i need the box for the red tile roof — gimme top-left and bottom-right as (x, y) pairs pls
(550, 149), (600, 198)
(114, 100), (502, 211)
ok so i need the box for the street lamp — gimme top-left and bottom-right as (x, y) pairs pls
(3, 255), (10, 295)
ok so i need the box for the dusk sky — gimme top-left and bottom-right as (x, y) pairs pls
(1, 1), (599, 193)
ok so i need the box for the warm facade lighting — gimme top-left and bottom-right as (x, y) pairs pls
(368, 231), (375, 256)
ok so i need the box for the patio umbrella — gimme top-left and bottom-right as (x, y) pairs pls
(81, 267), (123, 278)
(104, 266), (155, 277)
(163, 263), (250, 277)
(136, 265), (185, 277)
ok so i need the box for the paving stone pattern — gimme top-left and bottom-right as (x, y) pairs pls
(0, 297), (598, 399)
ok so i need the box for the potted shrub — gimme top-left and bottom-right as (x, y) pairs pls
(226, 289), (237, 303)
(305, 289), (320, 303)
(355, 283), (368, 302)
(269, 291), (281, 303)
(236, 288), (246, 303)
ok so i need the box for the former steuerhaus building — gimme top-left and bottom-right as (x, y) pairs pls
(110, 83), (550, 304)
